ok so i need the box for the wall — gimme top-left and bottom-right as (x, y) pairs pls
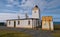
(7, 19), (40, 28)
(32, 19), (40, 28)
(15, 19), (33, 28)
(42, 21), (50, 30)
(42, 16), (54, 31)
(32, 10), (40, 18)
(50, 21), (54, 31)
(7, 21), (14, 27)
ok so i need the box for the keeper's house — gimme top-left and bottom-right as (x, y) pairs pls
(7, 18), (40, 28)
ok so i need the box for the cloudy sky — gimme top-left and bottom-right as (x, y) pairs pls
(0, 0), (60, 22)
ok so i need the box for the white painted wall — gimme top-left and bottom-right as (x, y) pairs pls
(42, 21), (49, 30)
(32, 20), (39, 28)
(50, 21), (54, 31)
(45, 21), (49, 29)
(7, 21), (14, 27)
(15, 20), (33, 28)
(32, 20), (36, 28)
(42, 21), (54, 31)
(7, 19), (39, 28)
(32, 10), (40, 19)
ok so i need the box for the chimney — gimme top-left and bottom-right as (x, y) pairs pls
(18, 15), (20, 19)
(25, 13), (28, 19)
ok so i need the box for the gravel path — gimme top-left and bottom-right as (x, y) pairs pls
(0, 26), (52, 37)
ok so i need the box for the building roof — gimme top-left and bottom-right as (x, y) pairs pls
(7, 18), (39, 21)
(42, 16), (53, 21)
(33, 5), (39, 10)
(35, 5), (38, 8)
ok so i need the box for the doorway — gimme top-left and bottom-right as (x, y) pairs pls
(14, 21), (16, 28)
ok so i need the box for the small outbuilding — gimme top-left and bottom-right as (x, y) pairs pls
(42, 16), (54, 31)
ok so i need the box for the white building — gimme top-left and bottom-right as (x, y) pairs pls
(6, 5), (41, 28)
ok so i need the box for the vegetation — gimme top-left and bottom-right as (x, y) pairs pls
(52, 30), (60, 37)
(52, 25), (60, 37)
(0, 29), (32, 37)
(54, 25), (60, 30)
(0, 22), (6, 26)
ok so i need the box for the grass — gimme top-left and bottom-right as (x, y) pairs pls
(51, 25), (60, 37)
(52, 30), (60, 37)
(0, 29), (32, 37)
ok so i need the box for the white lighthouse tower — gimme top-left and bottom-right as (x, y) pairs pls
(32, 5), (41, 26)
(32, 5), (40, 19)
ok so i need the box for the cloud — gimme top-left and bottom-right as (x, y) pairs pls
(0, 0), (60, 22)
(6, 4), (13, 7)
(7, 0), (14, 3)
(40, 0), (60, 14)
(5, 0), (33, 11)
(42, 0), (60, 10)
(0, 13), (17, 22)
(20, 0), (34, 7)
(0, 12), (32, 22)
(0, 9), (18, 13)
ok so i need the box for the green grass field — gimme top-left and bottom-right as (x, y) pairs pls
(0, 29), (32, 37)
(52, 25), (60, 37)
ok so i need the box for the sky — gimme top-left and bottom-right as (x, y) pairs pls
(0, 0), (60, 22)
